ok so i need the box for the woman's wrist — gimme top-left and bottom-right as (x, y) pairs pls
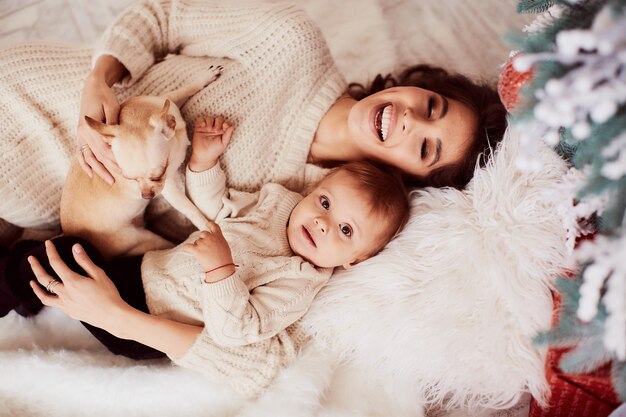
(105, 302), (138, 339)
(91, 55), (128, 87)
(104, 302), (203, 357)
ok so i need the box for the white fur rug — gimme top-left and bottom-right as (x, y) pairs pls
(0, 1), (554, 416)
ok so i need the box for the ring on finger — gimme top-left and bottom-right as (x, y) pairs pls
(50, 281), (61, 295)
(46, 279), (60, 295)
(80, 144), (89, 154)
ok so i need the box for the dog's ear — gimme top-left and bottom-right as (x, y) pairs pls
(149, 99), (177, 139)
(161, 98), (171, 114)
(84, 116), (118, 144)
(161, 99), (177, 132)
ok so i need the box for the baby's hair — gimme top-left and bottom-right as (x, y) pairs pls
(329, 161), (410, 259)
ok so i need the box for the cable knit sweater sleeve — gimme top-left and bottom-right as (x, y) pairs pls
(199, 259), (328, 348)
(184, 164), (228, 221)
(185, 164), (260, 221)
(96, 0), (307, 85)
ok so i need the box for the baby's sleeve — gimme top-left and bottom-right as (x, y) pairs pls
(185, 165), (258, 221)
(197, 259), (331, 348)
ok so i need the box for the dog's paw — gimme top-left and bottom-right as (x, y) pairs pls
(198, 65), (223, 87)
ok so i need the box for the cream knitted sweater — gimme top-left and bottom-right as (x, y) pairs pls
(142, 164), (332, 399)
(0, 0), (346, 233)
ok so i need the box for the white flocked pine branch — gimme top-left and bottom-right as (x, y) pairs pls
(513, 0), (626, 363)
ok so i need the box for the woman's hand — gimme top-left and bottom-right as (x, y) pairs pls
(76, 55), (129, 185)
(29, 240), (128, 334)
(76, 73), (121, 185)
(183, 223), (236, 283)
(29, 241), (203, 358)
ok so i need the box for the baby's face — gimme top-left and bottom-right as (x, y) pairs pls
(287, 170), (387, 268)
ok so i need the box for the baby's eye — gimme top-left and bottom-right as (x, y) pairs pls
(340, 223), (353, 237)
(320, 195), (330, 210)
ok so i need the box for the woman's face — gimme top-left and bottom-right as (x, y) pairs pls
(348, 86), (478, 178)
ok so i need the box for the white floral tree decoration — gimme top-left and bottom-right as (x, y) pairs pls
(510, 0), (626, 398)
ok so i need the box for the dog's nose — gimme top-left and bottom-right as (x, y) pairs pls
(142, 191), (155, 200)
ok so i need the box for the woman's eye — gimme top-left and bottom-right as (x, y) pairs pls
(340, 223), (353, 237)
(427, 97), (435, 119)
(421, 140), (428, 160)
(320, 195), (330, 210)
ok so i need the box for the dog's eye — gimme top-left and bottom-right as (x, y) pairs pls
(150, 167), (167, 182)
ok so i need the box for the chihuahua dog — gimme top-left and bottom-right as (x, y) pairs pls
(60, 66), (222, 259)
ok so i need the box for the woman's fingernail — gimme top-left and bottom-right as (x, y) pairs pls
(73, 244), (83, 254)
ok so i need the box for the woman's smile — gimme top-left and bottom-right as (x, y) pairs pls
(372, 103), (396, 142)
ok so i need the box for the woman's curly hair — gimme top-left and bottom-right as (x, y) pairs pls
(348, 65), (507, 189)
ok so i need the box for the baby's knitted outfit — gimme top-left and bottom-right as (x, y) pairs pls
(142, 164), (332, 399)
(0, 0), (346, 235)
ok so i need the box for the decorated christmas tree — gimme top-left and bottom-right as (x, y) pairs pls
(507, 0), (626, 400)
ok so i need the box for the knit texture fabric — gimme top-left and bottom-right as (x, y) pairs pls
(0, 0), (346, 233)
(141, 164), (332, 399)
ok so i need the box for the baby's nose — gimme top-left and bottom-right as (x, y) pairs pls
(314, 218), (326, 234)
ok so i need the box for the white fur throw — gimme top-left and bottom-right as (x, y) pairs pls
(300, 125), (570, 413)
(0, 126), (569, 416)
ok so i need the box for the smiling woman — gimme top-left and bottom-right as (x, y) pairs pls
(346, 64), (507, 188)
(0, 2), (507, 238)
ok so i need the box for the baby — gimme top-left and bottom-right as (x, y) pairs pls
(0, 116), (410, 399)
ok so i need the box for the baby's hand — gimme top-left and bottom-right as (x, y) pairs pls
(182, 222), (236, 283)
(188, 115), (234, 172)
